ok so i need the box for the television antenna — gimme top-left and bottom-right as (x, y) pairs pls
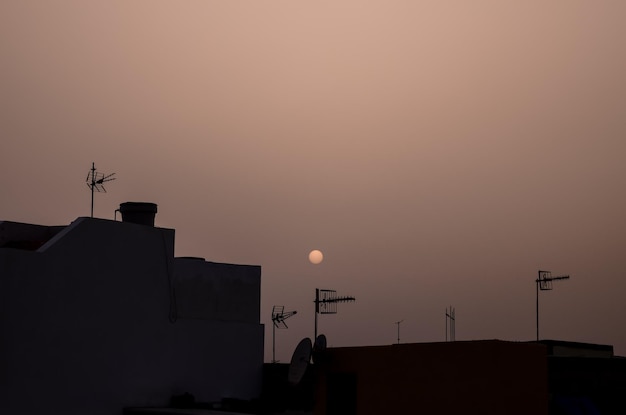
(394, 319), (404, 344)
(86, 162), (116, 217)
(314, 288), (355, 340)
(445, 306), (455, 342)
(271, 305), (297, 363)
(536, 270), (570, 341)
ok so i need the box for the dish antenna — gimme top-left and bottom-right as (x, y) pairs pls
(288, 337), (312, 385)
(536, 270), (570, 341)
(271, 305), (297, 363)
(314, 288), (355, 340)
(312, 333), (327, 364)
(86, 162), (116, 217)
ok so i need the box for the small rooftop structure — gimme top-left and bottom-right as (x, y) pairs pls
(119, 201), (158, 226)
(539, 339), (614, 358)
(0, 220), (65, 250)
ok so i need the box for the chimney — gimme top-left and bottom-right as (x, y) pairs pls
(119, 202), (158, 226)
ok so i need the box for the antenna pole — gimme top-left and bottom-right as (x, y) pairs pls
(86, 162), (116, 218)
(397, 321), (400, 344)
(536, 271), (539, 341)
(395, 320), (403, 344)
(90, 162), (95, 217)
(452, 308), (455, 341)
(314, 288), (319, 341)
(271, 305), (297, 363)
(536, 270), (570, 341)
(445, 306), (456, 342)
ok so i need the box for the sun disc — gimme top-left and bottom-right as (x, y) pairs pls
(308, 249), (323, 264)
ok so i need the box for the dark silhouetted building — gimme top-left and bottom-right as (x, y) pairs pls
(312, 339), (626, 415)
(0, 205), (263, 415)
(314, 340), (549, 415)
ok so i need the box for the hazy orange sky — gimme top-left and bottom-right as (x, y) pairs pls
(2, 1), (625, 361)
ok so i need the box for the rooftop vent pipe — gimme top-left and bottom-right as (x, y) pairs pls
(119, 202), (157, 226)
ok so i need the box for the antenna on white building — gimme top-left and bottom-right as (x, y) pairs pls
(271, 306), (297, 363)
(86, 162), (116, 218)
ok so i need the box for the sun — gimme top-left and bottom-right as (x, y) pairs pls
(308, 249), (323, 265)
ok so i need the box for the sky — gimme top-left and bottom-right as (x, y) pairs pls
(2, 1), (625, 362)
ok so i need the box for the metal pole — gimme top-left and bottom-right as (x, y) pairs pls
(90, 162), (95, 217)
(397, 322), (400, 344)
(395, 320), (402, 344)
(452, 308), (455, 341)
(314, 288), (319, 341)
(536, 272), (539, 341)
(445, 308), (448, 342)
(272, 322), (276, 363)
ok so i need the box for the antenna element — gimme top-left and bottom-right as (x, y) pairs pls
(271, 305), (297, 363)
(86, 162), (116, 217)
(536, 270), (570, 341)
(314, 288), (355, 340)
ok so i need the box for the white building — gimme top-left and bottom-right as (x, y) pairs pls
(0, 203), (263, 415)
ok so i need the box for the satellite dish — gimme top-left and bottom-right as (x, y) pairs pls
(288, 337), (312, 385)
(312, 334), (327, 364)
(314, 334), (327, 352)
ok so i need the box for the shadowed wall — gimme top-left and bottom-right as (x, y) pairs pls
(0, 217), (263, 415)
(315, 340), (548, 415)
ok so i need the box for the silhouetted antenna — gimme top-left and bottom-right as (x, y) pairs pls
(445, 306), (455, 342)
(314, 288), (355, 340)
(271, 305), (297, 363)
(86, 162), (116, 217)
(536, 270), (570, 341)
(395, 319), (404, 344)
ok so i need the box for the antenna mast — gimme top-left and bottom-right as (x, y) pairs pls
(445, 306), (455, 342)
(314, 288), (355, 340)
(395, 319), (404, 344)
(271, 306), (297, 363)
(536, 270), (570, 341)
(86, 162), (116, 217)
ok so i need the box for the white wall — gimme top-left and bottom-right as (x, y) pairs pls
(0, 217), (263, 415)
(174, 257), (260, 323)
